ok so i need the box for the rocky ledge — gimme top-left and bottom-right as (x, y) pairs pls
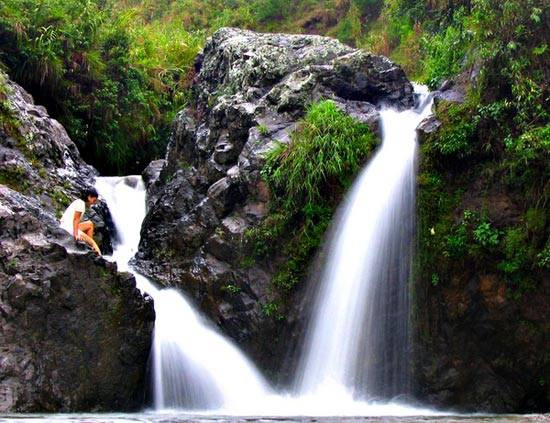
(135, 28), (413, 378)
(0, 187), (154, 412)
(0, 72), (154, 411)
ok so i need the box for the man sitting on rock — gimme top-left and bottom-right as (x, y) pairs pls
(60, 187), (102, 256)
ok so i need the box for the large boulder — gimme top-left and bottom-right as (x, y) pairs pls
(0, 73), (154, 411)
(0, 186), (154, 412)
(0, 70), (115, 253)
(135, 28), (414, 378)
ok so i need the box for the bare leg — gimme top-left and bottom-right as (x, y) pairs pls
(78, 221), (94, 238)
(79, 232), (101, 256)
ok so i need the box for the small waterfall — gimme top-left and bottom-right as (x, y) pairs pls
(295, 86), (433, 400)
(95, 177), (271, 412)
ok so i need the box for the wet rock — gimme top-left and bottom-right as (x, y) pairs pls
(0, 71), (96, 215)
(0, 73), (153, 412)
(83, 199), (117, 255)
(0, 186), (154, 412)
(135, 28), (414, 379)
(434, 89), (465, 105)
(417, 115), (442, 144)
(414, 268), (549, 412)
(142, 159), (166, 211)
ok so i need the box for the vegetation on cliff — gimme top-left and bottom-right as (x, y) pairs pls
(1, 0), (547, 177)
(248, 100), (377, 303)
(416, 0), (549, 297)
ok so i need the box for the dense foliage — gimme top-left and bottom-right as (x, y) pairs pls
(2, 0), (546, 174)
(0, 0), (206, 174)
(247, 100), (377, 302)
(413, 0), (549, 297)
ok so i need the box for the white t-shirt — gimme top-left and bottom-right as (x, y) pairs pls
(60, 199), (85, 234)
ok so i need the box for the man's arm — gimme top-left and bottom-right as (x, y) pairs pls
(73, 211), (82, 240)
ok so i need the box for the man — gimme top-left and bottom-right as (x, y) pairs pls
(60, 187), (102, 255)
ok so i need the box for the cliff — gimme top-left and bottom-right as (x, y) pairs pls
(135, 27), (413, 379)
(0, 71), (154, 411)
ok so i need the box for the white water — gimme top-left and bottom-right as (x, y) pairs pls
(94, 86), (440, 417)
(295, 86), (434, 401)
(95, 177), (271, 413)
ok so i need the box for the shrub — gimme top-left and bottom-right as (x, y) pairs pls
(422, 10), (472, 89)
(263, 100), (377, 212)
(255, 100), (378, 292)
(473, 221), (499, 249)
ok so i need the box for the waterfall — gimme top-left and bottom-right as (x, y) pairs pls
(93, 85), (438, 417)
(294, 85), (433, 400)
(95, 177), (271, 412)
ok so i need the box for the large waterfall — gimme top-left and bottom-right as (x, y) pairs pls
(295, 86), (433, 400)
(94, 86), (436, 417)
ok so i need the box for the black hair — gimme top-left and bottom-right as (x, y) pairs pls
(80, 187), (99, 201)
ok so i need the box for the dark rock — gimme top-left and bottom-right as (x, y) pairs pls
(142, 159), (165, 188)
(414, 270), (549, 412)
(0, 71), (96, 216)
(142, 159), (166, 211)
(83, 199), (117, 255)
(0, 73), (153, 412)
(0, 186), (154, 412)
(135, 28), (414, 381)
(0, 70), (117, 252)
(414, 120), (550, 412)
(438, 79), (454, 91)
(417, 115), (442, 144)
(434, 89), (465, 105)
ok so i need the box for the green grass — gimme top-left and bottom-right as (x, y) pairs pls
(251, 100), (378, 294)
(263, 100), (377, 212)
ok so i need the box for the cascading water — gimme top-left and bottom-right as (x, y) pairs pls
(92, 85), (438, 417)
(294, 85), (433, 401)
(95, 177), (271, 412)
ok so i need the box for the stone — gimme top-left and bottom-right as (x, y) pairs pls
(0, 73), (153, 412)
(0, 186), (154, 412)
(142, 159), (166, 211)
(0, 71), (96, 215)
(417, 115), (442, 144)
(135, 28), (415, 381)
(83, 199), (117, 255)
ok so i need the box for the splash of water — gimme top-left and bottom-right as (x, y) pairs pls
(95, 177), (270, 412)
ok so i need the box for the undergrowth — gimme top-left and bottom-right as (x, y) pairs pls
(247, 99), (377, 296)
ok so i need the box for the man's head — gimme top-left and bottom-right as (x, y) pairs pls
(81, 187), (99, 205)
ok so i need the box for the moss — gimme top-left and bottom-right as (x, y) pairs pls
(417, 100), (548, 299)
(221, 284), (241, 294)
(0, 165), (30, 193)
(257, 124), (269, 136)
(51, 188), (72, 218)
(261, 301), (284, 321)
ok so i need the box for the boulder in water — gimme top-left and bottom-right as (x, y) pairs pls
(135, 28), (414, 379)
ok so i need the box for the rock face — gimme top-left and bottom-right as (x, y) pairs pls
(0, 187), (154, 412)
(413, 85), (549, 411)
(0, 70), (115, 252)
(0, 72), (154, 411)
(0, 71), (95, 215)
(135, 28), (413, 377)
(414, 269), (549, 412)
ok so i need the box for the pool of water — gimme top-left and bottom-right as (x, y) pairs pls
(0, 413), (548, 423)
